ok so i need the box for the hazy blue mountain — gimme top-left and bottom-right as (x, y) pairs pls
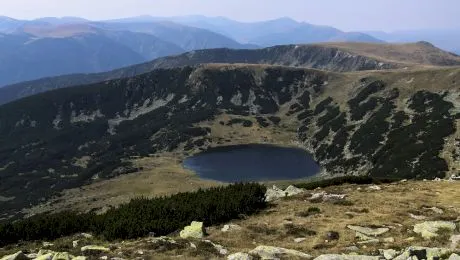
(31, 16), (89, 25)
(0, 25), (186, 86)
(0, 16), (24, 33)
(98, 21), (257, 51)
(0, 32), (146, 86)
(146, 16), (383, 46)
(366, 29), (460, 54)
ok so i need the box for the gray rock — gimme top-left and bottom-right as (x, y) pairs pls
(285, 185), (306, 196)
(81, 245), (110, 255)
(379, 249), (399, 260)
(222, 224), (242, 232)
(367, 185), (381, 191)
(265, 185), (286, 202)
(73, 240), (79, 248)
(383, 237), (395, 243)
(450, 234), (460, 249)
(51, 252), (73, 260)
(80, 233), (93, 239)
(347, 225), (389, 236)
(344, 246), (359, 252)
(294, 237), (307, 243)
(449, 253), (460, 260)
(393, 247), (452, 260)
(310, 192), (346, 202)
(409, 213), (427, 220)
(203, 240), (228, 255)
(357, 239), (379, 244)
(0, 251), (28, 260)
(249, 245), (312, 259)
(424, 207), (444, 214)
(355, 232), (373, 241)
(314, 254), (379, 260)
(228, 252), (253, 260)
(413, 221), (456, 239)
(42, 242), (54, 248)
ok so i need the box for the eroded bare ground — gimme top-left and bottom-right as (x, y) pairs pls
(4, 181), (459, 259)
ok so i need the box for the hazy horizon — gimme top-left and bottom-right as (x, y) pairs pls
(0, 0), (458, 32)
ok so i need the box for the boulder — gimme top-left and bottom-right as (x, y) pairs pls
(347, 225), (389, 237)
(285, 185), (306, 196)
(42, 242), (54, 248)
(379, 249), (399, 260)
(0, 251), (28, 260)
(51, 252), (73, 260)
(393, 247), (452, 260)
(424, 207), (444, 214)
(35, 253), (54, 260)
(367, 185), (381, 191)
(355, 232), (373, 241)
(72, 257), (87, 260)
(413, 221), (456, 239)
(314, 255), (379, 260)
(383, 237), (395, 243)
(72, 240), (79, 248)
(310, 192), (346, 202)
(265, 185), (287, 202)
(449, 253), (460, 260)
(249, 245), (312, 259)
(81, 245), (110, 255)
(228, 252), (253, 260)
(450, 234), (460, 249)
(80, 233), (93, 239)
(203, 240), (228, 255)
(180, 221), (205, 239)
(294, 237), (307, 243)
(222, 224), (242, 232)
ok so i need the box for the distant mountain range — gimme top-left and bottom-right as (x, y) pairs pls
(0, 15), (458, 88)
(0, 15), (389, 87)
(365, 29), (460, 55)
(1, 42), (458, 106)
(0, 16), (257, 87)
(106, 16), (383, 46)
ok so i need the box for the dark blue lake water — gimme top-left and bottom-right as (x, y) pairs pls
(183, 144), (320, 182)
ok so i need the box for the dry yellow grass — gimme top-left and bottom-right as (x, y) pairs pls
(202, 181), (460, 256)
(5, 181), (459, 259)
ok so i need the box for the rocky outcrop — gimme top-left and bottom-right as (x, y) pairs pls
(180, 221), (205, 239)
(0, 252), (28, 260)
(413, 221), (457, 239)
(314, 255), (379, 260)
(221, 224), (242, 232)
(347, 225), (390, 236)
(248, 245), (312, 259)
(228, 252), (253, 260)
(265, 185), (306, 202)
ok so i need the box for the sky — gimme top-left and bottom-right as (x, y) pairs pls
(0, 0), (458, 32)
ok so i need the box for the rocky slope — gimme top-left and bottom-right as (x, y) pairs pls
(0, 64), (460, 220)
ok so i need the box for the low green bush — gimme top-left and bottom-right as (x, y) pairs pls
(0, 183), (267, 246)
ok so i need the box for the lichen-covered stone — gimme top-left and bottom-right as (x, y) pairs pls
(180, 221), (205, 239)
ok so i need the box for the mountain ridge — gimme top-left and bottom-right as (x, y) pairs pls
(1, 41), (458, 106)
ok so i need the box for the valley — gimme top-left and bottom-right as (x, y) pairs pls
(0, 56), (459, 221)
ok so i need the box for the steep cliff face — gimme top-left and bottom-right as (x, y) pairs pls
(0, 44), (398, 106)
(1, 64), (460, 219)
